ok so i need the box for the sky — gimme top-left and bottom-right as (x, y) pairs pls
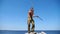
(0, 0), (60, 30)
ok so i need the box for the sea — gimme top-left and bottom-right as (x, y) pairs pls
(0, 30), (60, 34)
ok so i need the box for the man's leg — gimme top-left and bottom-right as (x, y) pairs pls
(28, 20), (30, 33)
(31, 20), (35, 32)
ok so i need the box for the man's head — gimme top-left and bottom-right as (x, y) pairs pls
(30, 7), (33, 10)
(30, 7), (34, 12)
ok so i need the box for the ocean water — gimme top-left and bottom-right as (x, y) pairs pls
(0, 30), (60, 34)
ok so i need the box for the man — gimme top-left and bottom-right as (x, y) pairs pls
(27, 8), (35, 33)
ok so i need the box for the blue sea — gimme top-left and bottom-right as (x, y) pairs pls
(0, 30), (60, 34)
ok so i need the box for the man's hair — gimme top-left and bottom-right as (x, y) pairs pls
(30, 7), (33, 10)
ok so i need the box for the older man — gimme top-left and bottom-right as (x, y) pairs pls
(27, 8), (35, 33)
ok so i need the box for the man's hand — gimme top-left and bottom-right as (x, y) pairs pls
(33, 16), (39, 18)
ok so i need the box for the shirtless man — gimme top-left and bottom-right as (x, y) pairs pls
(27, 8), (35, 33)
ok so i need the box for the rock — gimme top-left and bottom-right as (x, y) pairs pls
(25, 32), (37, 34)
(39, 31), (46, 34)
(25, 31), (46, 34)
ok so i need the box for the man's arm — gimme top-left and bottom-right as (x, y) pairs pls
(33, 16), (43, 21)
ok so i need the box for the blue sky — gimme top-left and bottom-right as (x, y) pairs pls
(0, 0), (60, 30)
